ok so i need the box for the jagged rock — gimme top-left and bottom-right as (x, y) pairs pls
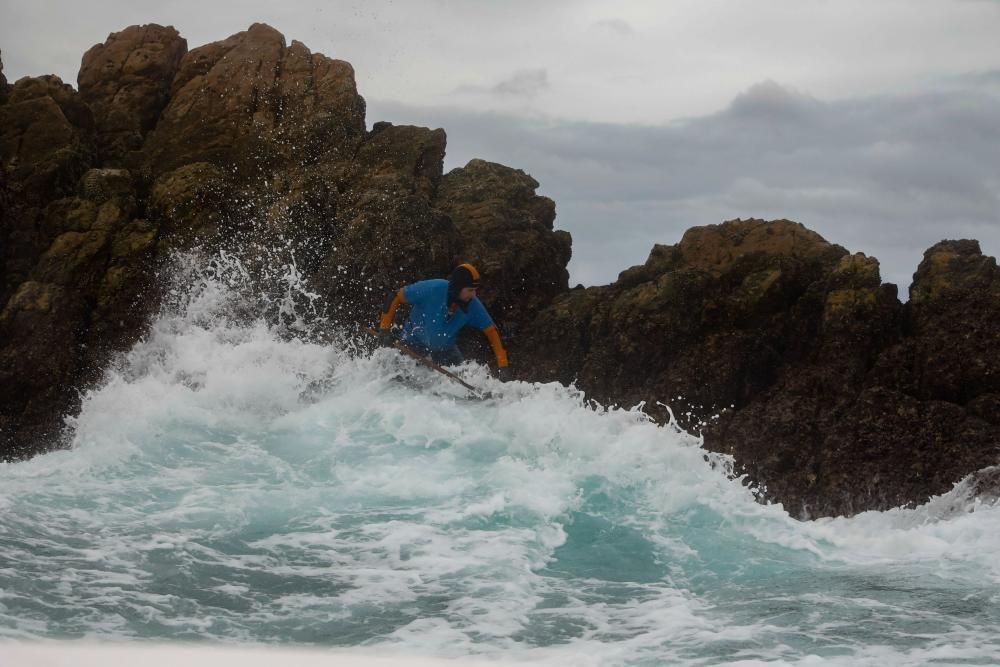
(7, 75), (94, 130)
(78, 24), (187, 164)
(0, 280), (83, 457)
(0, 145), (18, 302)
(520, 220), (1000, 517)
(143, 23), (365, 176)
(0, 172), (143, 458)
(520, 219), (850, 410)
(319, 195), (461, 325)
(79, 168), (135, 207)
(0, 76), (95, 203)
(435, 159), (571, 346)
(148, 162), (231, 254)
(349, 122), (447, 202)
(310, 123), (457, 324)
(906, 240), (1000, 401)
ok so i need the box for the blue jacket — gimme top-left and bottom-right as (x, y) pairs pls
(400, 279), (494, 351)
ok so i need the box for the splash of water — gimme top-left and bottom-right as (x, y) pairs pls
(1, 251), (998, 666)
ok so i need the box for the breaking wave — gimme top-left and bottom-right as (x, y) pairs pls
(1, 251), (998, 666)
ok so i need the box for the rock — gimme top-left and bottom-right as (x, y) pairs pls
(310, 123), (458, 325)
(350, 122), (447, 201)
(142, 23), (365, 176)
(79, 168), (136, 207)
(905, 240), (1000, 402)
(435, 159), (571, 351)
(89, 217), (159, 348)
(8, 75), (94, 130)
(520, 219), (1000, 517)
(0, 75), (95, 203)
(520, 219), (850, 412)
(148, 162), (231, 254)
(0, 147), (19, 301)
(0, 280), (83, 457)
(0, 175), (142, 459)
(78, 24), (187, 164)
(318, 195), (461, 325)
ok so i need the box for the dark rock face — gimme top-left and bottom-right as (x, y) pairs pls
(78, 24), (187, 164)
(518, 221), (1000, 517)
(314, 122), (460, 324)
(436, 159), (571, 346)
(1, 25), (997, 518)
(142, 23), (365, 176)
(0, 169), (153, 458)
(0, 75), (95, 205)
(520, 220), (853, 409)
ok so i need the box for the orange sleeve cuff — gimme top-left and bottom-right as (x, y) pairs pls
(379, 289), (406, 330)
(483, 324), (508, 368)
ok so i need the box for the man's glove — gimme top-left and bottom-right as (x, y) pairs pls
(376, 328), (396, 347)
(498, 366), (513, 382)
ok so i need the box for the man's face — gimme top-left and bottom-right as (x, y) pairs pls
(459, 286), (477, 303)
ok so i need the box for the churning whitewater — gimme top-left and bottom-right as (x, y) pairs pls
(1, 253), (999, 666)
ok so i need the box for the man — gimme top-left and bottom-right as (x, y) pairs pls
(377, 263), (512, 380)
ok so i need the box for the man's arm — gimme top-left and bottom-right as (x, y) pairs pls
(469, 299), (510, 374)
(482, 324), (509, 370)
(378, 288), (406, 330)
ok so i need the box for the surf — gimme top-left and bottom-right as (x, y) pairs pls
(1, 251), (998, 666)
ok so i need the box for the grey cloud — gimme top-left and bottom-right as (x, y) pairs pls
(454, 69), (550, 98)
(726, 80), (822, 119)
(965, 70), (1000, 84)
(369, 78), (1000, 292)
(591, 18), (635, 36)
(493, 69), (550, 97)
(944, 69), (1000, 95)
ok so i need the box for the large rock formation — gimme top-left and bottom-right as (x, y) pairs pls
(0, 24), (570, 458)
(518, 220), (1000, 517)
(1, 26), (996, 517)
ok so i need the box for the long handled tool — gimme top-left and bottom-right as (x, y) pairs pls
(368, 329), (486, 399)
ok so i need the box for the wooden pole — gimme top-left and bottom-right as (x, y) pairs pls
(368, 329), (485, 398)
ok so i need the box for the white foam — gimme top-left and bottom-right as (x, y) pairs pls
(2, 250), (999, 664)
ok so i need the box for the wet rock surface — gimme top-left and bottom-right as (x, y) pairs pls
(436, 159), (571, 345)
(78, 24), (187, 165)
(1, 28), (997, 517)
(518, 221), (1000, 517)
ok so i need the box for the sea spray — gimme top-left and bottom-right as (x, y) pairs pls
(1, 251), (999, 666)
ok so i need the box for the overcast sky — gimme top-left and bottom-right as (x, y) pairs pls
(2, 0), (998, 289)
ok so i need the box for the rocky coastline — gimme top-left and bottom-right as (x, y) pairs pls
(1, 24), (997, 517)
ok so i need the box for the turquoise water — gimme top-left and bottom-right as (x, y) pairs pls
(1, 256), (999, 666)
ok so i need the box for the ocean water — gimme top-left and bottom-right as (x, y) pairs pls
(1, 254), (999, 666)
